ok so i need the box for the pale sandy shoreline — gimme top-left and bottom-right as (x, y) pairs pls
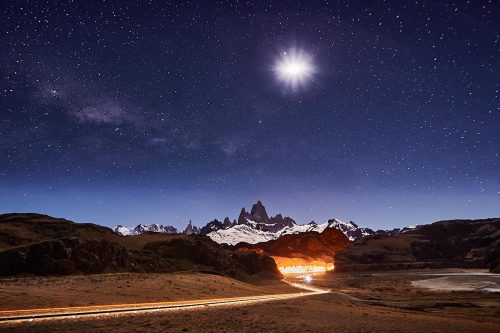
(411, 272), (500, 293)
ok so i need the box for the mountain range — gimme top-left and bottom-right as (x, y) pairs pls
(113, 201), (378, 245)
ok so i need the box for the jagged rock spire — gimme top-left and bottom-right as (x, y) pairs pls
(250, 200), (269, 222)
(238, 207), (250, 224)
(184, 219), (199, 234)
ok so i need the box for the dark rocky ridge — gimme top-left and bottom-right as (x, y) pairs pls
(334, 218), (500, 272)
(0, 213), (281, 279)
(199, 217), (235, 235)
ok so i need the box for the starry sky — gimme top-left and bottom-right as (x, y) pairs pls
(1, 0), (499, 230)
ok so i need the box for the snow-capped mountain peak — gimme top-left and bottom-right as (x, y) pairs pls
(113, 223), (178, 236)
(206, 223), (276, 245)
(113, 225), (135, 236)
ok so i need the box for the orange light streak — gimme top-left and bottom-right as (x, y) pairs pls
(271, 256), (334, 275)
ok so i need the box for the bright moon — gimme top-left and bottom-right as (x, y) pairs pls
(274, 48), (315, 90)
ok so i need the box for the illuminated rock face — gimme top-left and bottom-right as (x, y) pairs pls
(235, 227), (350, 274)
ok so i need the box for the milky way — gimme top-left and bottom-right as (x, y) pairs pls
(0, 1), (498, 229)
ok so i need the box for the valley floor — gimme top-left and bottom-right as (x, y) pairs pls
(1, 269), (499, 333)
(0, 272), (296, 310)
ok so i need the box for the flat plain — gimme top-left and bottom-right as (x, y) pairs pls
(0, 269), (499, 333)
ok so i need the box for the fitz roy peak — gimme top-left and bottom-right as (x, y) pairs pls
(236, 201), (296, 233)
(113, 201), (376, 244)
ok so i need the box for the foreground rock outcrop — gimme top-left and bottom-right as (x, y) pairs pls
(0, 238), (130, 275)
(334, 218), (500, 272)
(0, 213), (281, 279)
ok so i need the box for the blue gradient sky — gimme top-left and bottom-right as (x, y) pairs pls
(1, 0), (499, 230)
(1, 181), (498, 230)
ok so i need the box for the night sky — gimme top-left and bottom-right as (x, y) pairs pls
(1, 1), (499, 230)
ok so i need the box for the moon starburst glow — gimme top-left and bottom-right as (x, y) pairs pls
(274, 48), (315, 90)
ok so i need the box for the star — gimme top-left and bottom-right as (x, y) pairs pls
(274, 48), (315, 90)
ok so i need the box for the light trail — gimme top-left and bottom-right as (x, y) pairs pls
(0, 283), (330, 325)
(278, 264), (334, 274)
(271, 256), (335, 275)
(282, 279), (331, 293)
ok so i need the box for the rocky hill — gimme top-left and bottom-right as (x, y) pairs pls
(334, 218), (500, 272)
(0, 213), (280, 279)
(235, 227), (350, 263)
